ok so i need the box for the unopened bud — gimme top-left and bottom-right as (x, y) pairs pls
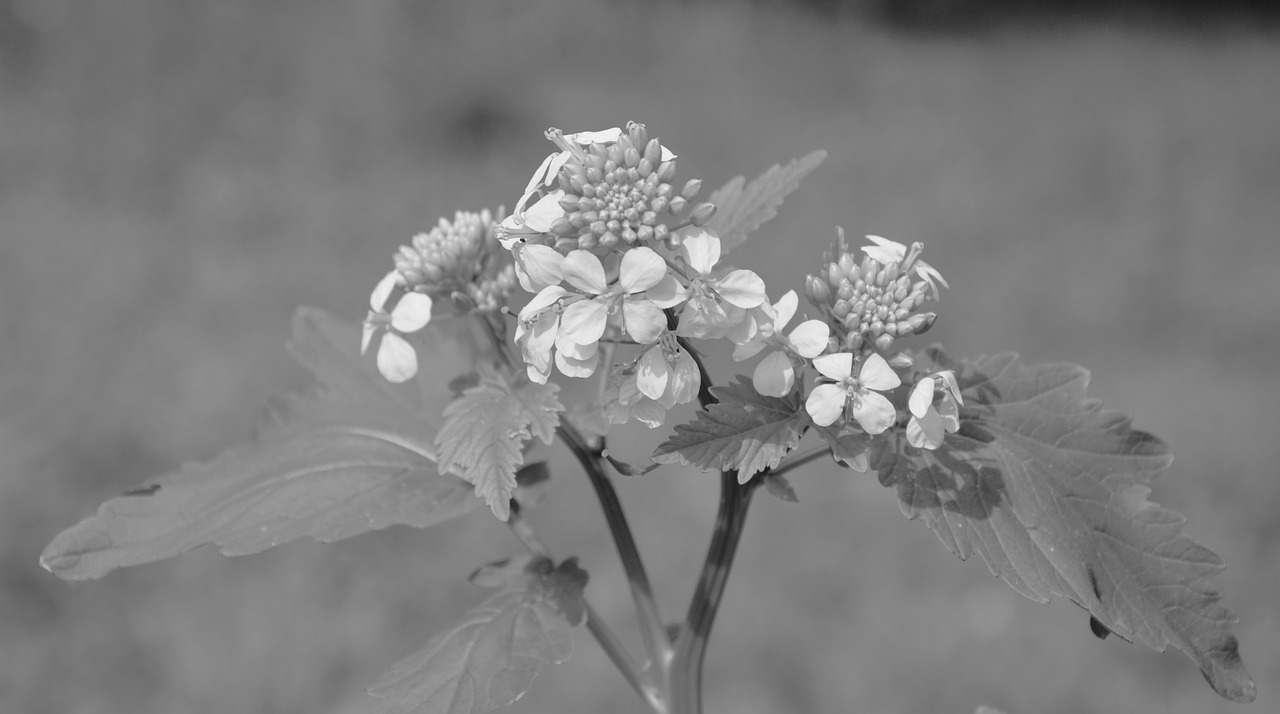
(681, 179), (703, 200)
(624, 146), (641, 168)
(628, 121), (648, 149)
(668, 195), (688, 214)
(690, 202), (717, 227)
(656, 161), (676, 183)
(906, 312), (936, 335)
(644, 138), (662, 166)
(874, 333), (895, 352)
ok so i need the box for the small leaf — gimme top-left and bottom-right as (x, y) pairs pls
(762, 473), (799, 503)
(651, 376), (806, 482)
(436, 367), (564, 521)
(879, 348), (1255, 702)
(40, 308), (480, 581)
(367, 556), (588, 714)
(707, 150), (827, 253)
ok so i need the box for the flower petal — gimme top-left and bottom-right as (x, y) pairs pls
(753, 350), (795, 398)
(561, 250), (608, 295)
(636, 346), (670, 400)
(805, 383), (848, 427)
(668, 350), (701, 405)
(861, 234), (906, 265)
(787, 320), (830, 358)
(618, 247), (668, 294)
(812, 352), (854, 381)
(555, 348), (599, 378)
(567, 127), (622, 145)
(909, 377), (936, 418)
(680, 228), (721, 275)
(732, 337), (767, 362)
(377, 332), (418, 383)
(907, 409), (946, 449)
(647, 274), (689, 309)
(519, 285), (570, 321)
(772, 290), (798, 329)
(857, 353), (901, 391)
(390, 293), (433, 333)
(937, 370), (963, 405)
(515, 243), (565, 292)
(852, 390), (896, 435)
(560, 298), (609, 345)
(622, 297), (666, 344)
(522, 190), (567, 233)
(369, 271), (400, 311)
(711, 269), (767, 309)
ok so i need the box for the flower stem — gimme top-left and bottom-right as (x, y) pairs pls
(669, 471), (758, 714)
(559, 421), (674, 695)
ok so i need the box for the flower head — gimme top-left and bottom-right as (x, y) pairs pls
(805, 228), (944, 352)
(906, 370), (963, 450)
(805, 352), (901, 433)
(362, 271), (434, 383)
(604, 336), (699, 429)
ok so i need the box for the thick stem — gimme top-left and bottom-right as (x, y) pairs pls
(669, 471), (757, 714)
(559, 422), (673, 683)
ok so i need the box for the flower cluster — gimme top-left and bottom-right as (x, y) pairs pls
(362, 208), (516, 382)
(804, 230), (944, 353)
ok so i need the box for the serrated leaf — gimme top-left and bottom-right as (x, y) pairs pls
(436, 367), (563, 521)
(651, 377), (806, 482)
(40, 308), (480, 581)
(367, 556), (588, 714)
(876, 348), (1255, 702)
(707, 150), (826, 253)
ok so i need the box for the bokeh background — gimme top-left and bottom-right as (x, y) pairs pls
(2, 1), (1278, 712)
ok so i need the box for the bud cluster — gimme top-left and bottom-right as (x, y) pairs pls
(805, 230), (941, 353)
(391, 208), (517, 311)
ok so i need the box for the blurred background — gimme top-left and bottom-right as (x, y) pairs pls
(2, 1), (1278, 712)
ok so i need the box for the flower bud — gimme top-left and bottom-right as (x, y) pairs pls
(690, 202), (717, 227)
(681, 179), (703, 200)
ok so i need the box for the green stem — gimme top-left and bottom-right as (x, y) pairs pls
(770, 443), (827, 478)
(669, 472), (757, 714)
(559, 422), (673, 686)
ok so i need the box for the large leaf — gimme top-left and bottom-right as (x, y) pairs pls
(874, 348), (1255, 702)
(435, 365), (563, 521)
(651, 377), (806, 483)
(707, 150), (826, 253)
(367, 556), (588, 714)
(40, 308), (481, 581)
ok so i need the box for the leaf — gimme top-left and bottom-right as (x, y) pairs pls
(367, 557), (588, 714)
(436, 366), (563, 521)
(707, 150), (827, 253)
(876, 348), (1255, 702)
(762, 473), (799, 503)
(651, 377), (806, 483)
(40, 308), (481, 581)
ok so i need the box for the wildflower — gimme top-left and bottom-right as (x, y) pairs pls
(906, 371), (963, 450)
(362, 271), (433, 383)
(511, 242), (566, 293)
(635, 333), (701, 404)
(805, 228), (942, 352)
(733, 291), (830, 397)
(514, 285), (572, 383)
(675, 228), (767, 339)
(805, 352), (901, 433)
(497, 190), (567, 250)
(559, 247), (682, 348)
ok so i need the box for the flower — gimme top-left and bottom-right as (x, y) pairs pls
(805, 352), (901, 432)
(675, 228), (767, 339)
(511, 242), (566, 293)
(906, 371), (963, 450)
(362, 271), (433, 383)
(603, 338), (699, 429)
(559, 247), (683, 348)
(514, 285), (569, 384)
(733, 290), (830, 397)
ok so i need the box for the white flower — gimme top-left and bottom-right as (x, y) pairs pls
(497, 190), (568, 250)
(559, 248), (682, 348)
(861, 234), (948, 297)
(675, 228), (767, 339)
(635, 333), (701, 406)
(511, 242), (565, 293)
(906, 371), (962, 450)
(805, 352), (901, 432)
(732, 290), (830, 397)
(362, 271), (433, 383)
(515, 285), (569, 384)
